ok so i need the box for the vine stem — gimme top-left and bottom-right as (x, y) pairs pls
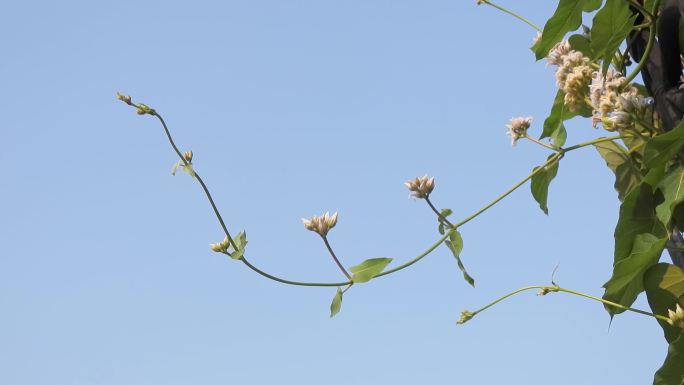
(464, 285), (670, 323)
(623, 0), (661, 86)
(477, 0), (542, 32)
(525, 134), (559, 151)
(122, 98), (625, 288)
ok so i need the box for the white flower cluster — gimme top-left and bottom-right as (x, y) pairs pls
(548, 41), (594, 111)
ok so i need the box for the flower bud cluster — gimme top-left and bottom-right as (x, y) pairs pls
(590, 69), (644, 131)
(302, 212), (338, 237)
(548, 41), (593, 112)
(183, 150), (193, 163)
(404, 175), (435, 199)
(210, 236), (230, 253)
(667, 303), (684, 329)
(506, 117), (533, 146)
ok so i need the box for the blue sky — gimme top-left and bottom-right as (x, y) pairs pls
(1, 1), (666, 384)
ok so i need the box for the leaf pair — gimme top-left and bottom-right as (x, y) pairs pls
(329, 258), (392, 318)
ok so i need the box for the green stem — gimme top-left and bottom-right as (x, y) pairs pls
(425, 196), (455, 228)
(477, 0), (542, 32)
(468, 285), (670, 322)
(240, 257), (349, 287)
(560, 135), (623, 152)
(623, 0), (661, 86)
(322, 235), (352, 281)
(525, 134), (559, 151)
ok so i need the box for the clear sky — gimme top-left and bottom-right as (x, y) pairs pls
(1, 1), (667, 384)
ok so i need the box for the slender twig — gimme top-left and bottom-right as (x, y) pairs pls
(477, 0), (541, 32)
(322, 235), (352, 281)
(425, 196), (455, 228)
(525, 134), (559, 151)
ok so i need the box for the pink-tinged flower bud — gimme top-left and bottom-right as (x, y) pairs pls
(404, 175), (435, 199)
(302, 212), (338, 236)
(183, 150), (193, 163)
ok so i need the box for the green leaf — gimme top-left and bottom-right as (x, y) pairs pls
(603, 233), (667, 314)
(530, 155), (560, 215)
(438, 208), (453, 235)
(644, 119), (684, 169)
(590, 0), (637, 74)
(182, 164), (196, 178)
(657, 166), (684, 227)
(594, 141), (642, 200)
(613, 184), (666, 264)
(445, 230), (475, 287)
(583, 0), (602, 12)
(534, 0), (587, 60)
(330, 288), (343, 318)
(603, 184), (667, 314)
(644, 263), (684, 343)
(541, 90), (569, 147)
(230, 231), (248, 260)
(568, 33), (595, 60)
(349, 258), (392, 283)
(171, 160), (182, 175)
(653, 334), (684, 385)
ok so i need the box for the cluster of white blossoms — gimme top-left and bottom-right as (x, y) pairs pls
(302, 212), (338, 237)
(548, 41), (594, 111)
(546, 40), (653, 132)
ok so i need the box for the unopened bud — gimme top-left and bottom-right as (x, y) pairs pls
(404, 175), (435, 199)
(302, 212), (338, 237)
(210, 236), (230, 253)
(666, 303), (684, 329)
(116, 92), (132, 105)
(183, 150), (193, 163)
(457, 310), (475, 325)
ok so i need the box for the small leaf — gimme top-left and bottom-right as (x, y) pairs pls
(230, 231), (248, 260)
(656, 165), (684, 226)
(594, 141), (642, 200)
(349, 258), (392, 283)
(530, 155), (560, 215)
(644, 119), (684, 169)
(182, 164), (196, 178)
(445, 230), (475, 287)
(613, 184), (666, 265)
(644, 263), (684, 343)
(330, 288), (343, 318)
(653, 334), (684, 385)
(590, 0), (637, 74)
(603, 233), (667, 315)
(534, 0), (587, 60)
(171, 161), (182, 176)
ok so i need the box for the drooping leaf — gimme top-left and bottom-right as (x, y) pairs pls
(603, 233), (667, 314)
(534, 0), (587, 60)
(653, 334), (684, 385)
(171, 160), (182, 175)
(644, 263), (684, 343)
(330, 288), (343, 318)
(613, 184), (666, 264)
(603, 184), (667, 314)
(656, 165), (684, 226)
(590, 0), (637, 74)
(530, 155), (560, 215)
(349, 258), (392, 283)
(445, 230), (475, 287)
(541, 90), (569, 147)
(594, 141), (642, 200)
(644, 119), (684, 169)
(583, 0), (603, 12)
